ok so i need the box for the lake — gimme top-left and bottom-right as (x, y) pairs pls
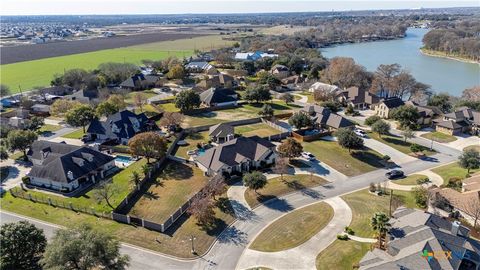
(321, 28), (480, 97)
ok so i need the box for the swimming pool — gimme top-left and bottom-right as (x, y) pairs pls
(197, 149), (206, 156)
(114, 155), (134, 166)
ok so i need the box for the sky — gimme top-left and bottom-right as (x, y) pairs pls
(1, 0), (478, 15)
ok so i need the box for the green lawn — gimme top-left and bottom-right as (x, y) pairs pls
(302, 140), (384, 177)
(235, 122), (280, 138)
(250, 202), (334, 252)
(174, 131), (209, 159)
(129, 161), (209, 223)
(392, 174), (428, 186)
(157, 102), (180, 112)
(432, 162), (479, 185)
(9, 151), (26, 161)
(369, 133), (436, 156)
(13, 159), (148, 213)
(38, 124), (62, 134)
(61, 129), (85, 139)
(421, 131), (457, 143)
(244, 174), (328, 208)
(183, 113), (228, 128)
(316, 240), (371, 270)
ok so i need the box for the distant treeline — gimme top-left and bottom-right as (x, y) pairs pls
(423, 19), (480, 61)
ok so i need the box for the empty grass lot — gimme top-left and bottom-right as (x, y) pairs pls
(250, 202), (334, 252)
(302, 140), (384, 177)
(244, 175), (329, 208)
(421, 131), (457, 143)
(235, 123), (280, 138)
(61, 129), (86, 139)
(392, 174), (428, 186)
(12, 158), (148, 213)
(316, 240), (371, 270)
(369, 133), (436, 156)
(128, 161), (209, 223)
(432, 162), (479, 185)
(1, 190), (234, 258)
(174, 131), (209, 159)
(341, 189), (416, 238)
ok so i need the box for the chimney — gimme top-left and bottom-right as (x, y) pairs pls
(451, 220), (461, 236)
(67, 171), (74, 180)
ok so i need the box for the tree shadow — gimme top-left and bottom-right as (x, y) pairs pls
(1, 166), (17, 183)
(187, 132), (205, 141)
(262, 197), (294, 212)
(216, 225), (248, 246)
(226, 199), (259, 222)
(143, 191), (159, 200)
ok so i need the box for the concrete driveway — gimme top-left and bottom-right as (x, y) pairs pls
(236, 197), (352, 270)
(363, 137), (416, 165)
(446, 135), (480, 151)
(0, 159), (31, 192)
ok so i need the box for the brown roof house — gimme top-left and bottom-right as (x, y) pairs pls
(195, 136), (276, 176)
(208, 123), (235, 143)
(337, 87), (380, 110)
(302, 104), (355, 131)
(120, 74), (160, 90)
(196, 73), (235, 89)
(359, 207), (480, 270)
(270, 64), (290, 79)
(432, 186), (480, 229)
(374, 97), (405, 119)
(435, 107), (480, 136)
(405, 101), (441, 126)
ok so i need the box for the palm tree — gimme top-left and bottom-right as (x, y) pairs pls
(370, 212), (391, 250)
(130, 171), (141, 190)
(141, 164), (152, 178)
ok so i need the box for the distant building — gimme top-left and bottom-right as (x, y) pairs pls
(435, 107), (480, 136)
(308, 82), (340, 93)
(374, 97), (405, 119)
(302, 104), (354, 130)
(120, 74), (160, 90)
(185, 61), (217, 74)
(30, 104), (51, 116)
(270, 64), (290, 79)
(234, 51), (278, 61)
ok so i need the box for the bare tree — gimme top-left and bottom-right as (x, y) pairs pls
(133, 93), (147, 112)
(460, 192), (480, 229)
(205, 175), (226, 201)
(272, 158), (290, 181)
(159, 112), (184, 129)
(188, 196), (215, 227)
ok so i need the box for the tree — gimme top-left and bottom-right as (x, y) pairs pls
(166, 64), (186, 80)
(130, 171), (141, 190)
(188, 195), (215, 227)
(288, 112), (312, 130)
(141, 164), (152, 179)
(458, 149), (480, 174)
(98, 62), (138, 84)
(320, 101), (341, 113)
(133, 92), (147, 112)
(401, 128), (415, 142)
(371, 120), (390, 138)
(412, 186), (429, 208)
(243, 171), (267, 194)
(174, 89), (201, 113)
(277, 138), (303, 160)
(93, 181), (120, 209)
(345, 104), (355, 115)
(205, 174), (226, 200)
(58, 68), (89, 89)
(336, 128), (364, 153)
(128, 132), (167, 163)
(460, 194), (480, 229)
(41, 223), (129, 270)
(0, 84), (11, 97)
(96, 100), (120, 117)
(365, 115), (381, 126)
(320, 57), (372, 89)
(159, 112), (184, 129)
(257, 71), (281, 90)
(244, 85), (272, 103)
(370, 212), (391, 249)
(272, 157), (290, 181)
(428, 93), (452, 113)
(0, 221), (47, 270)
(65, 104), (96, 133)
(391, 105), (420, 130)
(6, 130), (38, 160)
(280, 93), (294, 104)
(258, 104), (274, 118)
(107, 94), (127, 111)
(25, 116), (45, 132)
(50, 99), (82, 116)
(0, 146), (9, 161)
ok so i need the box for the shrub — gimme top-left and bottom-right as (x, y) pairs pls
(412, 186), (428, 208)
(446, 177), (462, 190)
(416, 177), (430, 185)
(345, 226), (355, 235)
(21, 176), (30, 185)
(365, 115), (381, 126)
(337, 234), (349, 240)
(369, 182), (376, 193)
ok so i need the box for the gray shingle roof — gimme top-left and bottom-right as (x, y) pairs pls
(199, 88), (237, 106)
(87, 110), (152, 140)
(381, 97), (405, 109)
(209, 123), (234, 138)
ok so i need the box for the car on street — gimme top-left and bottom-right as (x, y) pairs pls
(385, 170), (404, 179)
(301, 151), (316, 161)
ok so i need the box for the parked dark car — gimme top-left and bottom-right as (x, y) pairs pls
(385, 170), (404, 179)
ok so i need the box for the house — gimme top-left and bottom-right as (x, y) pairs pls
(86, 110), (157, 145)
(195, 136), (276, 176)
(120, 74), (160, 90)
(308, 82), (340, 93)
(66, 89), (100, 104)
(270, 64), (289, 79)
(234, 51), (278, 61)
(185, 61), (217, 74)
(435, 107), (480, 136)
(374, 97), (405, 119)
(463, 175), (480, 193)
(302, 104), (355, 131)
(337, 87), (380, 110)
(199, 87), (238, 107)
(196, 73), (235, 89)
(359, 207), (480, 270)
(209, 123), (235, 143)
(30, 104), (50, 116)
(39, 85), (74, 96)
(280, 75), (304, 90)
(26, 141), (116, 193)
(431, 186), (480, 229)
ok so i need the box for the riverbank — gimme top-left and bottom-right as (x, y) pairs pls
(420, 48), (480, 64)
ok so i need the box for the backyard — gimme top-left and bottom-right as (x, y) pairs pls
(174, 131), (209, 159)
(244, 174), (328, 208)
(250, 202), (333, 252)
(128, 161), (210, 223)
(421, 131), (457, 143)
(302, 140), (384, 177)
(61, 128), (85, 139)
(369, 133), (436, 156)
(10, 158), (148, 213)
(235, 122), (280, 138)
(432, 162), (479, 185)
(38, 124), (62, 135)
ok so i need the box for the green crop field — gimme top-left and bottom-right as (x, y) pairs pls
(1, 35), (234, 93)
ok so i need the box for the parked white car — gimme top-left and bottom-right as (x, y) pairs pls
(301, 152), (316, 161)
(354, 129), (367, 138)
